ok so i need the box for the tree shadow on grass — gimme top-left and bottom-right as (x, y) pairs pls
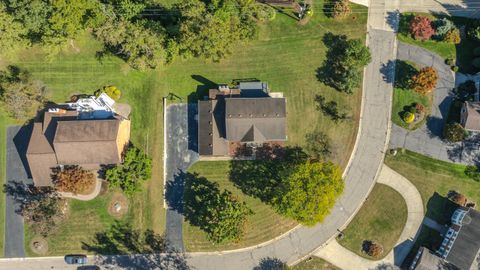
(316, 32), (349, 90)
(82, 221), (191, 269)
(229, 145), (307, 204)
(394, 60), (417, 90)
(425, 192), (458, 225)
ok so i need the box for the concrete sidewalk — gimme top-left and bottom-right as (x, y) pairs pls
(315, 165), (424, 269)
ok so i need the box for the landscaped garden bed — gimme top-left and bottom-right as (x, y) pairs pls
(337, 184), (408, 260)
(392, 60), (432, 130)
(398, 12), (480, 74)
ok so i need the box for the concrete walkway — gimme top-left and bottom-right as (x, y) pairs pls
(315, 165), (424, 269)
(58, 178), (103, 201)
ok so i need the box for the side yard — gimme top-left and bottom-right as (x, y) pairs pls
(183, 161), (297, 252)
(0, 0), (368, 257)
(337, 184), (408, 259)
(385, 150), (480, 267)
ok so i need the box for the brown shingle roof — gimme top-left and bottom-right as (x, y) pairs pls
(463, 102), (480, 131)
(53, 119), (121, 165)
(224, 98), (287, 142)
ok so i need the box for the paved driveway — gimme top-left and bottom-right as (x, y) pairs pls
(165, 104), (199, 252)
(389, 43), (464, 162)
(5, 125), (33, 258)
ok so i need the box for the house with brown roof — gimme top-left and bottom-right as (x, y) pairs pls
(198, 82), (287, 156)
(26, 93), (131, 186)
(461, 101), (480, 131)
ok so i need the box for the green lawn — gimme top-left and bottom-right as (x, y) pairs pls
(291, 257), (340, 270)
(398, 13), (479, 74)
(392, 61), (431, 130)
(337, 184), (408, 259)
(25, 189), (124, 256)
(0, 0), (367, 256)
(385, 149), (480, 225)
(385, 150), (480, 209)
(183, 161), (298, 252)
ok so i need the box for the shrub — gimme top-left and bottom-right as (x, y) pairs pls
(465, 165), (480, 182)
(467, 23), (480, 41)
(415, 103), (425, 114)
(451, 66), (459, 72)
(408, 105), (417, 114)
(253, 4), (276, 22)
(106, 145), (152, 196)
(409, 16), (435, 40)
(473, 58), (480, 68)
(445, 58), (455, 66)
(332, 0), (351, 19)
(474, 47), (480, 56)
(363, 240), (384, 257)
(403, 112), (415, 123)
(456, 80), (477, 100)
(443, 29), (461, 44)
(433, 18), (455, 39)
(52, 165), (95, 195)
(411, 67), (438, 95)
(95, 85), (122, 101)
(443, 122), (466, 142)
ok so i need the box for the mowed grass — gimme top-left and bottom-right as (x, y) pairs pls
(155, 2), (368, 168)
(292, 257), (340, 270)
(183, 161), (298, 252)
(0, 0), (367, 256)
(25, 190), (121, 256)
(338, 184), (407, 259)
(392, 60), (431, 130)
(385, 150), (480, 209)
(3, 33), (166, 255)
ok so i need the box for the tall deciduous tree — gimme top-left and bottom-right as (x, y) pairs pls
(106, 145), (152, 196)
(0, 66), (45, 119)
(21, 188), (66, 237)
(94, 19), (166, 70)
(0, 3), (28, 51)
(184, 174), (252, 244)
(174, 0), (258, 61)
(275, 161), (344, 226)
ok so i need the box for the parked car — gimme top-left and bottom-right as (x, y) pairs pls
(64, 254), (87, 265)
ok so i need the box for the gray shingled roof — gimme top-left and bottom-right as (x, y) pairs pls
(445, 208), (480, 270)
(224, 98), (286, 142)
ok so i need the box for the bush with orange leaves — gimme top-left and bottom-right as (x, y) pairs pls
(411, 67), (438, 95)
